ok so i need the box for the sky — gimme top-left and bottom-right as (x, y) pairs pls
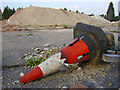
(0, 0), (120, 16)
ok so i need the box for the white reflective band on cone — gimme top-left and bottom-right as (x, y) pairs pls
(38, 52), (66, 76)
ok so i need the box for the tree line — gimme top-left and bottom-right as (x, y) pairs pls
(0, 2), (120, 22)
(64, 2), (120, 22)
(0, 6), (23, 21)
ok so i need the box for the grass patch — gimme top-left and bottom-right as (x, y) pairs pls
(25, 57), (43, 67)
(110, 31), (120, 33)
(49, 25), (59, 27)
(25, 32), (33, 36)
(49, 25), (54, 27)
(63, 25), (68, 28)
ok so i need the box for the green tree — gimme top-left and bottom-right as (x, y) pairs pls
(76, 10), (79, 13)
(69, 10), (71, 12)
(113, 16), (120, 21)
(2, 6), (16, 20)
(2, 6), (9, 20)
(99, 14), (105, 17)
(12, 8), (16, 15)
(104, 15), (107, 19)
(9, 8), (13, 16)
(64, 8), (67, 11)
(17, 7), (23, 11)
(88, 14), (95, 16)
(106, 2), (115, 21)
(0, 9), (2, 21)
(81, 12), (84, 14)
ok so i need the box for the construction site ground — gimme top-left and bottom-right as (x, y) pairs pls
(1, 28), (120, 89)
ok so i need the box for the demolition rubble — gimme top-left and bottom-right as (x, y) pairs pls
(19, 23), (120, 84)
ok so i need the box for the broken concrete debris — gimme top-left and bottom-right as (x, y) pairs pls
(1, 25), (22, 32)
(102, 54), (120, 62)
(19, 23), (107, 83)
(18, 22), (119, 88)
(23, 45), (62, 67)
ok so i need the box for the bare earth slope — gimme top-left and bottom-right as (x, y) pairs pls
(8, 6), (113, 27)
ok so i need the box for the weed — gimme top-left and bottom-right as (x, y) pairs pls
(25, 57), (42, 67)
(25, 32), (33, 36)
(110, 31), (120, 33)
(55, 24), (58, 27)
(49, 25), (54, 27)
(63, 25), (68, 28)
(25, 44), (68, 67)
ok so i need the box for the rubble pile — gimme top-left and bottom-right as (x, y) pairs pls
(22, 44), (66, 68)
(1, 25), (21, 32)
(1, 20), (31, 32)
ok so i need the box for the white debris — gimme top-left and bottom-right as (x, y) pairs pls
(1, 77), (3, 80)
(49, 49), (52, 52)
(32, 48), (34, 50)
(20, 72), (24, 77)
(64, 63), (69, 67)
(11, 69), (14, 72)
(62, 86), (68, 89)
(44, 44), (50, 47)
(34, 48), (40, 51)
(24, 54), (27, 56)
(19, 58), (21, 60)
(88, 76), (91, 79)
(77, 67), (82, 71)
(13, 80), (19, 85)
(41, 51), (45, 54)
(8, 83), (10, 86)
(43, 47), (49, 51)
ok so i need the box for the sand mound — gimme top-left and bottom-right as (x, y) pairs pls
(8, 6), (112, 27)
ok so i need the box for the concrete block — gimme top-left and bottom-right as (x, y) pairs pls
(102, 54), (120, 62)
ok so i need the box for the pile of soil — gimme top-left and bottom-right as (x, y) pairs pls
(7, 6), (115, 27)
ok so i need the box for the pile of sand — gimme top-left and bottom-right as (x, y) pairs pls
(8, 6), (113, 27)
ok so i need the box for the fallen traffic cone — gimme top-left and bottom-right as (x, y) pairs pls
(19, 35), (95, 83)
(19, 23), (108, 83)
(19, 52), (66, 83)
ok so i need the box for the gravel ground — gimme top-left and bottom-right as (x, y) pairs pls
(2, 61), (119, 89)
(2, 28), (120, 89)
(2, 29), (73, 66)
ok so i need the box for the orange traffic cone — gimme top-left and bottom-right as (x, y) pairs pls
(19, 52), (66, 83)
(19, 35), (96, 83)
(19, 66), (43, 83)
